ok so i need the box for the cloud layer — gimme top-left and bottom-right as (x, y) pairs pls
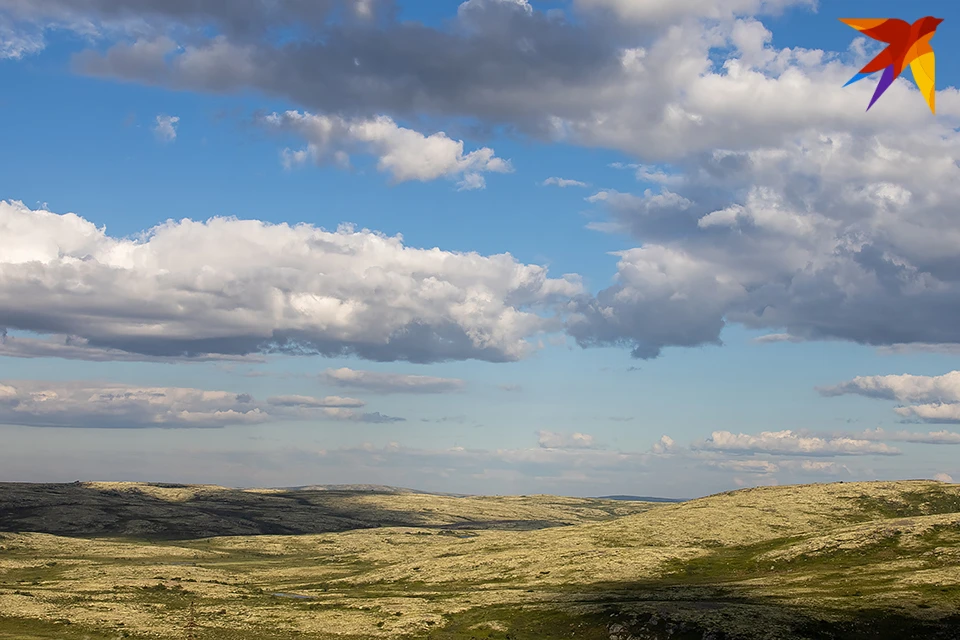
(0, 379), (399, 428)
(6, 2), (960, 361)
(691, 430), (900, 457)
(0, 200), (582, 363)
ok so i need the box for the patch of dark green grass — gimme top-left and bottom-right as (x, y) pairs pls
(913, 582), (960, 605)
(0, 562), (71, 585)
(854, 490), (960, 519)
(0, 616), (150, 640)
(421, 605), (614, 640)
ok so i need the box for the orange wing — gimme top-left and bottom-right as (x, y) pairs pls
(839, 18), (911, 43)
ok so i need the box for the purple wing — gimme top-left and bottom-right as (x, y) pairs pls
(866, 65), (896, 111)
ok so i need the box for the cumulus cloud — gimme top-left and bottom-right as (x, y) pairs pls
(262, 111), (512, 189)
(153, 114), (179, 142)
(692, 430), (900, 457)
(536, 430), (596, 449)
(566, 244), (746, 358)
(819, 372), (960, 404)
(542, 177), (588, 188)
(569, 47), (960, 357)
(0, 379), (402, 428)
(893, 404), (960, 424)
(321, 368), (465, 394)
(650, 435), (676, 454)
(820, 372), (960, 424)
(935, 472), (954, 483)
(0, 200), (583, 363)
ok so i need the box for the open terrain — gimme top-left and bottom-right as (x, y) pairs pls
(1, 480), (958, 639)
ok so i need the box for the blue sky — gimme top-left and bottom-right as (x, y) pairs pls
(2, 0), (960, 497)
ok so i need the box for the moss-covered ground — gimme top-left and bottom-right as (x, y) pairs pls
(1, 480), (958, 639)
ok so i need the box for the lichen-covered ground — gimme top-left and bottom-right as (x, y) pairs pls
(1, 480), (959, 639)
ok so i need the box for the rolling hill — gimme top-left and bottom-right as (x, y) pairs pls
(1, 480), (958, 639)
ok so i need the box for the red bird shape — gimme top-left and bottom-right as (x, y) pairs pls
(840, 16), (943, 113)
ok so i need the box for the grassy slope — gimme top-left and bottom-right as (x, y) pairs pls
(1, 480), (958, 639)
(0, 482), (656, 538)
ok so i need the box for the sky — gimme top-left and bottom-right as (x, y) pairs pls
(2, 0), (960, 499)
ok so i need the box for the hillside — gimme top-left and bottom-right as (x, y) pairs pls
(0, 481), (657, 539)
(1, 480), (958, 639)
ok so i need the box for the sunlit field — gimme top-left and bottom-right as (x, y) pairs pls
(2, 480), (959, 639)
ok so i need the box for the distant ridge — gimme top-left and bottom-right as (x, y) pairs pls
(595, 495), (686, 502)
(280, 484), (471, 497)
(2, 481), (662, 539)
(283, 486), (685, 501)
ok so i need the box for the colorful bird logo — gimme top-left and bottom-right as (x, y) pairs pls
(840, 16), (943, 113)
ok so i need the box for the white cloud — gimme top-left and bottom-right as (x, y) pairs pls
(935, 472), (954, 483)
(855, 427), (960, 444)
(567, 244), (747, 358)
(0, 200), (583, 363)
(262, 111), (512, 189)
(537, 430), (596, 449)
(576, 116), (960, 356)
(893, 404), (960, 424)
(650, 435), (676, 454)
(321, 368), (465, 394)
(692, 430), (901, 457)
(820, 372), (960, 404)
(542, 177), (588, 188)
(820, 372), (960, 424)
(0, 379), (403, 428)
(153, 114), (179, 142)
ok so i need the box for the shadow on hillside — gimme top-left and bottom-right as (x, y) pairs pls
(0, 482), (570, 539)
(426, 582), (960, 640)
(568, 579), (960, 640)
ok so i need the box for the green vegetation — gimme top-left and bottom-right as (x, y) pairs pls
(1, 480), (958, 639)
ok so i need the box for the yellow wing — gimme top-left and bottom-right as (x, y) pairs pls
(908, 38), (936, 114)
